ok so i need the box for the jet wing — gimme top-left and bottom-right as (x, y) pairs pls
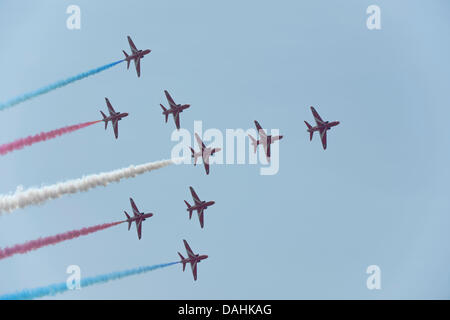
(311, 106), (325, 125)
(173, 112), (181, 130)
(164, 90), (177, 107)
(191, 261), (198, 281)
(183, 240), (195, 258)
(254, 120), (267, 138)
(189, 187), (201, 204)
(319, 128), (327, 150)
(130, 198), (140, 216)
(198, 210), (205, 229)
(203, 160), (210, 175)
(195, 133), (206, 150)
(127, 36), (138, 54)
(105, 98), (116, 115)
(136, 219), (142, 240)
(265, 141), (271, 160)
(134, 57), (141, 78)
(112, 119), (119, 139)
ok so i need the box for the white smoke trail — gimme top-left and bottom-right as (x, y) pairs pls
(0, 158), (183, 215)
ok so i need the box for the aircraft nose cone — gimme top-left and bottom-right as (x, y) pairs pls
(124, 113), (129, 117)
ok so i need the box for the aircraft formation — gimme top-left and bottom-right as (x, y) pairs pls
(122, 196), (206, 281)
(122, 185), (213, 280)
(107, 37), (339, 281)
(0, 34), (341, 290)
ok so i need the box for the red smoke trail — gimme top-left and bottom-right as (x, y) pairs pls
(0, 221), (123, 260)
(0, 120), (101, 156)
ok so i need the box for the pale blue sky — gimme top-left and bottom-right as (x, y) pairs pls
(0, 0), (449, 299)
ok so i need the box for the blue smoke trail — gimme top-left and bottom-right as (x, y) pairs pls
(0, 59), (124, 112)
(0, 261), (179, 300)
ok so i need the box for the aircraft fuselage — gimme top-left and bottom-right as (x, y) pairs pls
(188, 201), (215, 212)
(199, 147), (221, 165)
(204, 147), (219, 157)
(104, 112), (129, 123)
(256, 135), (283, 146)
(163, 104), (190, 115)
(126, 213), (153, 224)
(307, 121), (340, 132)
(181, 254), (208, 265)
(192, 147), (219, 164)
(126, 49), (151, 62)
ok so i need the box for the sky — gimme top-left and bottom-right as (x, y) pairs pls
(0, 0), (449, 299)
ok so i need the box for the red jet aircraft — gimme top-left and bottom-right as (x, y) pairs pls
(190, 133), (221, 175)
(304, 106), (340, 150)
(248, 120), (283, 161)
(160, 90), (190, 130)
(122, 36), (151, 77)
(100, 98), (128, 139)
(178, 239), (208, 281)
(123, 197), (153, 240)
(184, 186), (215, 229)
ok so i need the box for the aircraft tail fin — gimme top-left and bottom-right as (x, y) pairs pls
(124, 211), (132, 230)
(160, 104), (168, 122)
(248, 134), (258, 153)
(184, 200), (193, 219)
(123, 50), (130, 69)
(304, 121), (313, 140)
(100, 111), (108, 129)
(178, 252), (186, 271)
